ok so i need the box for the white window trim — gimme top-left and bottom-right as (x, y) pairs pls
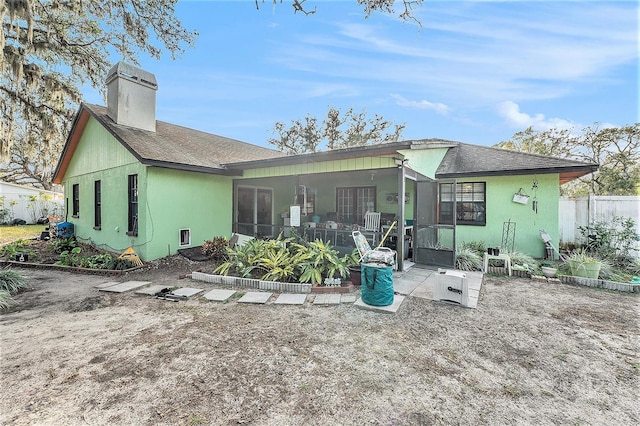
(179, 228), (191, 247)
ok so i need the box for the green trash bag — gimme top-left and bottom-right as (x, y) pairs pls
(361, 263), (394, 306)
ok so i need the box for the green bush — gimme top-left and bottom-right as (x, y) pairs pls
(0, 290), (12, 309)
(295, 239), (348, 285)
(0, 239), (34, 259)
(507, 251), (540, 274)
(214, 235), (349, 285)
(0, 268), (27, 309)
(201, 236), (228, 259)
(0, 268), (27, 293)
(579, 216), (639, 268)
(53, 237), (78, 254)
(56, 247), (83, 267)
(459, 240), (486, 258)
(455, 247), (482, 271)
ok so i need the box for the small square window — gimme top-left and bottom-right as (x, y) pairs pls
(179, 229), (191, 247)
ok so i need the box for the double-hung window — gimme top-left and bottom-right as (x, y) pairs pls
(94, 180), (101, 229)
(127, 174), (138, 236)
(72, 184), (80, 217)
(439, 182), (486, 225)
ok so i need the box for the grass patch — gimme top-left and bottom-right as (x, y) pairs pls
(0, 224), (43, 245)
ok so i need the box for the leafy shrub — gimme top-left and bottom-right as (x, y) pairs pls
(214, 235), (349, 285)
(56, 247), (83, 267)
(201, 236), (228, 259)
(0, 268), (27, 293)
(507, 251), (540, 275)
(459, 240), (486, 258)
(0, 268), (27, 309)
(455, 247), (482, 271)
(0, 290), (12, 309)
(294, 239), (348, 285)
(579, 216), (639, 267)
(53, 237), (78, 254)
(0, 239), (34, 259)
(82, 254), (115, 269)
(110, 257), (136, 270)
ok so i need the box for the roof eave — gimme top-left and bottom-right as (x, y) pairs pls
(52, 104), (90, 184)
(226, 141), (413, 169)
(142, 159), (241, 176)
(436, 165), (599, 181)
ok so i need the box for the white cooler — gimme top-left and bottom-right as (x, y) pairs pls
(434, 269), (469, 306)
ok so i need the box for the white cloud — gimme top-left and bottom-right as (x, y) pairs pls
(391, 94), (450, 115)
(269, 3), (638, 106)
(496, 101), (578, 130)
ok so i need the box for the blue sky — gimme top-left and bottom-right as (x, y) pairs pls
(83, 0), (639, 149)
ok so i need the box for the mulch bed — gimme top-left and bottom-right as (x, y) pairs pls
(177, 245), (210, 261)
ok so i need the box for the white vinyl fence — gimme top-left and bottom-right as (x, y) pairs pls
(559, 196), (640, 255)
(0, 182), (64, 224)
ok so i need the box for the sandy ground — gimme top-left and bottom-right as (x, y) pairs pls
(1, 258), (639, 426)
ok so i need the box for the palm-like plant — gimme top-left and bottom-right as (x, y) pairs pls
(296, 239), (348, 285)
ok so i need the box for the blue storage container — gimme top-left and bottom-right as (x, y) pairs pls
(57, 222), (75, 239)
(361, 263), (394, 306)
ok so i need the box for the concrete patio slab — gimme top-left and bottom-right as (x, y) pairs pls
(94, 281), (120, 289)
(393, 272), (433, 295)
(237, 292), (272, 304)
(171, 287), (204, 298)
(274, 293), (307, 305)
(354, 295), (406, 313)
(99, 281), (151, 293)
(135, 285), (169, 296)
(340, 294), (357, 303)
(313, 294), (341, 305)
(203, 289), (237, 302)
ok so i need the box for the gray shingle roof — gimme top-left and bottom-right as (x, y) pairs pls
(84, 103), (285, 174)
(430, 141), (598, 178)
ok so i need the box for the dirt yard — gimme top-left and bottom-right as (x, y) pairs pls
(1, 258), (638, 426)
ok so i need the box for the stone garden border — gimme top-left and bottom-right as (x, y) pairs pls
(0, 260), (142, 275)
(558, 274), (639, 293)
(485, 266), (638, 293)
(191, 271), (313, 294)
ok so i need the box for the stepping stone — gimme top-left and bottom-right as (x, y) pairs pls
(170, 287), (203, 298)
(237, 292), (272, 304)
(203, 289), (237, 302)
(340, 294), (357, 303)
(94, 281), (120, 289)
(99, 281), (151, 293)
(313, 294), (341, 305)
(274, 293), (307, 305)
(135, 285), (169, 296)
(354, 295), (405, 314)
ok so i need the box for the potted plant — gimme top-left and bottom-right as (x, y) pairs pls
(566, 249), (602, 279)
(540, 261), (558, 278)
(345, 249), (362, 285)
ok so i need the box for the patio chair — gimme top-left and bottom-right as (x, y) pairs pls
(363, 211), (381, 245)
(352, 230), (396, 269)
(229, 233), (254, 249)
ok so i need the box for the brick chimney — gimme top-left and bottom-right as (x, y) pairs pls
(105, 62), (158, 132)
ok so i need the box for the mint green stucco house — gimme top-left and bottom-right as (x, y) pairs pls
(53, 63), (598, 270)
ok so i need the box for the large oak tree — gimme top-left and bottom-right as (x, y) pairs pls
(495, 124), (640, 196)
(1, 0), (423, 188)
(0, 0), (198, 187)
(268, 107), (405, 154)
